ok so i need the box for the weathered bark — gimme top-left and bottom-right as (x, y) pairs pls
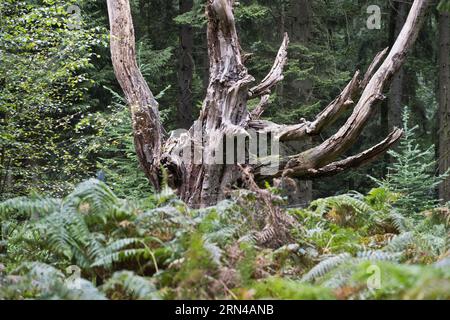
(107, 0), (430, 208)
(107, 0), (165, 189)
(438, 10), (450, 202)
(177, 0), (195, 129)
(178, 0), (255, 207)
(288, 128), (403, 179)
(247, 48), (388, 144)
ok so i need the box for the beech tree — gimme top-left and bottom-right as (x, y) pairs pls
(106, 0), (430, 208)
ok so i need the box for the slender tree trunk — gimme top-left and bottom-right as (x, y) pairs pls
(388, 1), (409, 131)
(287, 0), (311, 43)
(438, 10), (450, 202)
(284, 0), (313, 205)
(177, 0), (195, 129)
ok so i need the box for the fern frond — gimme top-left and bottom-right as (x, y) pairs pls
(356, 250), (402, 262)
(64, 179), (121, 218)
(91, 249), (147, 268)
(389, 212), (413, 232)
(0, 196), (61, 220)
(310, 194), (371, 216)
(302, 253), (352, 283)
(384, 232), (414, 253)
(101, 271), (159, 300)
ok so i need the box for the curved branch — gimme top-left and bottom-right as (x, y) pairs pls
(107, 0), (165, 189)
(360, 47), (389, 89)
(305, 70), (361, 135)
(285, 128), (403, 178)
(303, 47), (388, 136)
(268, 47), (390, 141)
(249, 33), (289, 98)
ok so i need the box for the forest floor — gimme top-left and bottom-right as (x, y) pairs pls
(0, 179), (449, 300)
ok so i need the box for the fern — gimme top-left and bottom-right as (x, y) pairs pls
(356, 250), (402, 262)
(302, 253), (352, 283)
(309, 193), (373, 228)
(101, 271), (159, 300)
(303, 250), (402, 285)
(0, 196), (61, 221)
(310, 193), (372, 216)
(0, 262), (106, 300)
(384, 232), (414, 253)
(1, 177), (448, 300)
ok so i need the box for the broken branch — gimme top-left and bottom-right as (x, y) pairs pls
(249, 33), (289, 99)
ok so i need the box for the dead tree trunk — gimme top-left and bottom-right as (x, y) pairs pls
(107, 0), (165, 189)
(107, 0), (430, 208)
(438, 10), (450, 202)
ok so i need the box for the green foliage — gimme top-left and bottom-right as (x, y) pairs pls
(0, 179), (449, 300)
(0, 0), (108, 198)
(101, 271), (159, 300)
(372, 108), (448, 217)
(0, 262), (106, 300)
(353, 261), (450, 300)
(1, 0), (448, 301)
(86, 105), (152, 198)
(438, 0), (450, 12)
(250, 277), (335, 300)
(173, 0), (206, 28)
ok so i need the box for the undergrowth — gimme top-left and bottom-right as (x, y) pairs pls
(0, 179), (448, 300)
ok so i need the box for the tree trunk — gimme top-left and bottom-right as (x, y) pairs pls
(388, 2), (409, 131)
(285, 0), (313, 205)
(438, 10), (450, 202)
(287, 0), (311, 43)
(177, 0), (195, 129)
(107, 0), (430, 208)
(179, 1), (255, 207)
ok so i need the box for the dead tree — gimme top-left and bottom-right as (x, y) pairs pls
(107, 0), (430, 208)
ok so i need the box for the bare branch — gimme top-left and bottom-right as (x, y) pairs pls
(249, 49), (389, 142)
(284, 128), (403, 178)
(274, 48), (390, 141)
(250, 95), (271, 119)
(283, 0), (430, 173)
(247, 69), (359, 141)
(249, 33), (289, 98)
(360, 47), (389, 89)
(305, 71), (361, 135)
